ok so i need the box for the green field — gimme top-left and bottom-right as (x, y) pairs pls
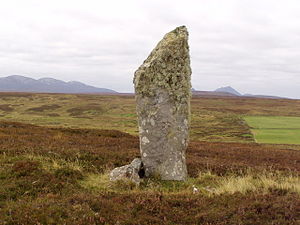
(245, 116), (300, 145)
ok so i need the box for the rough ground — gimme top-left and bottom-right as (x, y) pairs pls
(0, 92), (299, 143)
(0, 121), (299, 225)
(0, 93), (300, 224)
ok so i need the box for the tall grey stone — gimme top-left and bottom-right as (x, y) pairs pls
(133, 26), (191, 180)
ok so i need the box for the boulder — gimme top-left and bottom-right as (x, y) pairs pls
(109, 158), (143, 184)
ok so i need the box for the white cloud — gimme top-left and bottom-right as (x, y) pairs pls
(0, 0), (300, 98)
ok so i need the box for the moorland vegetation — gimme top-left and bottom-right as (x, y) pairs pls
(0, 93), (299, 224)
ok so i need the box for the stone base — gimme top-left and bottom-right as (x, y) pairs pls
(109, 158), (144, 185)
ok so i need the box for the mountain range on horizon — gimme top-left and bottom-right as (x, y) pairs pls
(0, 75), (117, 94)
(0, 75), (289, 99)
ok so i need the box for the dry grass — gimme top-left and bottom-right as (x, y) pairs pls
(212, 172), (300, 195)
(0, 92), (299, 143)
(78, 170), (300, 197)
(0, 121), (299, 224)
(25, 154), (84, 173)
(79, 173), (111, 192)
(0, 92), (299, 224)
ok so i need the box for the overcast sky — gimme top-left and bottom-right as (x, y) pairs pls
(0, 0), (300, 98)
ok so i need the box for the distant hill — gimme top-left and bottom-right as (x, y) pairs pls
(243, 93), (286, 99)
(0, 75), (117, 94)
(192, 86), (286, 99)
(214, 86), (242, 96)
(192, 90), (237, 97)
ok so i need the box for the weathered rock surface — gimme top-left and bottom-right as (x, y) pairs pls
(109, 158), (143, 184)
(133, 26), (191, 180)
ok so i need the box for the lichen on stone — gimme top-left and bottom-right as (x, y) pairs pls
(134, 26), (191, 181)
(134, 26), (192, 110)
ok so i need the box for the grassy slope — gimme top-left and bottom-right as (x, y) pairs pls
(245, 116), (300, 144)
(0, 121), (299, 225)
(1, 93), (300, 143)
(0, 94), (300, 224)
(0, 93), (255, 142)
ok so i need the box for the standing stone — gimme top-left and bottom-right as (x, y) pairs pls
(133, 26), (191, 180)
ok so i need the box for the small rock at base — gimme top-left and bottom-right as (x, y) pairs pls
(109, 158), (143, 185)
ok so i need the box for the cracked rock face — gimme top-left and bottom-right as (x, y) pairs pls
(134, 26), (191, 180)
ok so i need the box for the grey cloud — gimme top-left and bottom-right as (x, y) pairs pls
(0, 0), (300, 97)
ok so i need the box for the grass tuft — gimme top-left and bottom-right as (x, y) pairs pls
(213, 173), (300, 195)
